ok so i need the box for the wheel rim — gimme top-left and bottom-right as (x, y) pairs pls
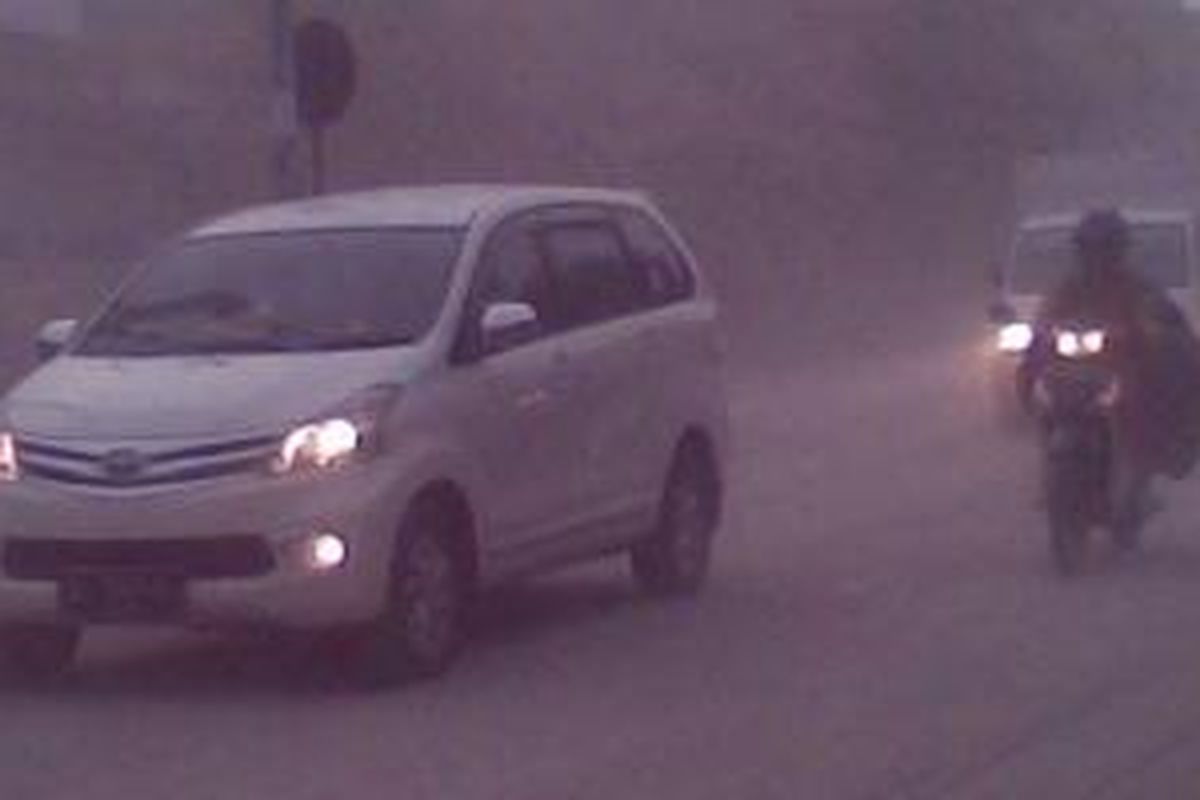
(398, 535), (458, 662)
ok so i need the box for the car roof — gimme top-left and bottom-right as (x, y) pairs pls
(188, 185), (650, 238)
(1019, 208), (1193, 233)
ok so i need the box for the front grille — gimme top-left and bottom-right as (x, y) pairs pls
(15, 435), (279, 488)
(4, 536), (276, 580)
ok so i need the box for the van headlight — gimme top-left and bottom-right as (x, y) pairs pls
(0, 433), (17, 482)
(272, 418), (361, 474)
(997, 322), (1034, 353)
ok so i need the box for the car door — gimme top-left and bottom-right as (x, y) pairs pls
(613, 204), (707, 496)
(534, 209), (658, 538)
(455, 213), (584, 554)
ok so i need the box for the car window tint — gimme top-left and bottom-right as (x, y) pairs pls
(617, 208), (695, 304)
(539, 222), (640, 327)
(475, 219), (555, 327)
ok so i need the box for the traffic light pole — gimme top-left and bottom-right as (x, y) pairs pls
(270, 0), (297, 198)
(310, 124), (326, 196)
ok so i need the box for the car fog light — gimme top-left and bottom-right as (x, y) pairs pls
(305, 533), (348, 571)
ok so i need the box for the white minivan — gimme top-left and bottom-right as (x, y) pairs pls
(0, 186), (729, 684)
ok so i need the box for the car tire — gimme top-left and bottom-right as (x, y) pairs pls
(0, 624), (80, 681)
(632, 443), (720, 596)
(350, 502), (466, 688)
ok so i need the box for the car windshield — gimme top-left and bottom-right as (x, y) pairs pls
(1011, 222), (1190, 294)
(76, 228), (463, 356)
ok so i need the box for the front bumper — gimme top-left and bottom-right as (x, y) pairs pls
(0, 464), (401, 629)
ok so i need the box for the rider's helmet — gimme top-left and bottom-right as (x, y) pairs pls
(1073, 208), (1130, 267)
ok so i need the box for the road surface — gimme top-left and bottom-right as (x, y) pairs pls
(2, 334), (1200, 799)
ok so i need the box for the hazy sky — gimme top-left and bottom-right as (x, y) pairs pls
(0, 0), (82, 37)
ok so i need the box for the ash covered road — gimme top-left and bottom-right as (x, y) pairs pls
(2, 334), (1200, 799)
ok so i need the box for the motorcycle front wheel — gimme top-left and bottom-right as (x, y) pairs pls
(1046, 457), (1090, 576)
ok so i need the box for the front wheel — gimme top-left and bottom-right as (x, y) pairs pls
(1046, 459), (1090, 576)
(348, 504), (465, 688)
(632, 445), (720, 596)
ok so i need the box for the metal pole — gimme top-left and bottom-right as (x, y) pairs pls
(311, 125), (326, 196)
(270, 0), (296, 198)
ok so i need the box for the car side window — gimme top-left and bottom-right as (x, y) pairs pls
(537, 221), (642, 328)
(461, 217), (556, 357)
(475, 219), (555, 323)
(617, 208), (695, 305)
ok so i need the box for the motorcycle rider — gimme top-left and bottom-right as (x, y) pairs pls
(1020, 208), (1200, 532)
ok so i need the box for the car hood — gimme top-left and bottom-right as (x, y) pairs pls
(3, 349), (420, 440)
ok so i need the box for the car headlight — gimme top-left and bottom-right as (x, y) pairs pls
(270, 384), (402, 476)
(997, 322), (1034, 353)
(0, 433), (17, 482)
(1055, 328), (1106, 359)
(272, 418), (361, 474)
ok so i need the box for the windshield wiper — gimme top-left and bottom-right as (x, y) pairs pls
(79, 324), (177, 356)
(306, 334), (417, 351)
(82, 318), (416, 356)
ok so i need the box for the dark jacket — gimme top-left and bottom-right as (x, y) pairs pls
(1022, 263), (1200, 478)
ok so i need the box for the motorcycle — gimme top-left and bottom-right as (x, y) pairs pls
(1029, 324), (1142, 575)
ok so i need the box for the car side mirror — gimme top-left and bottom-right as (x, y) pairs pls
(480, 302), (540, 355)
(35, 318), (79, 362)
(987, 300), (1016, 325)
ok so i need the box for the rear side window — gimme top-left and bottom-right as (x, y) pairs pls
(538, 222), (643, 328)
(617, 208), (695, 304)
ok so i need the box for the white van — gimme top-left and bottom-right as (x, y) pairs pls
(0, 185), (730, 684)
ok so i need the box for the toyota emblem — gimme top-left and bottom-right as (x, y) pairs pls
(102, 448), (147, 482)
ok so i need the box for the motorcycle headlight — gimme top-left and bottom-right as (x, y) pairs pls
(0, 433), (17, 482)
(1081, 330), (1106, 354)
(1056, 331), (1082, 359)
(997, 322), (1034, 353)
(273, 418), (361, 474)
(1055, 329), (1106, 359)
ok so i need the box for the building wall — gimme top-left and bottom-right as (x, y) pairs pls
(0, 1), (273, 260)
